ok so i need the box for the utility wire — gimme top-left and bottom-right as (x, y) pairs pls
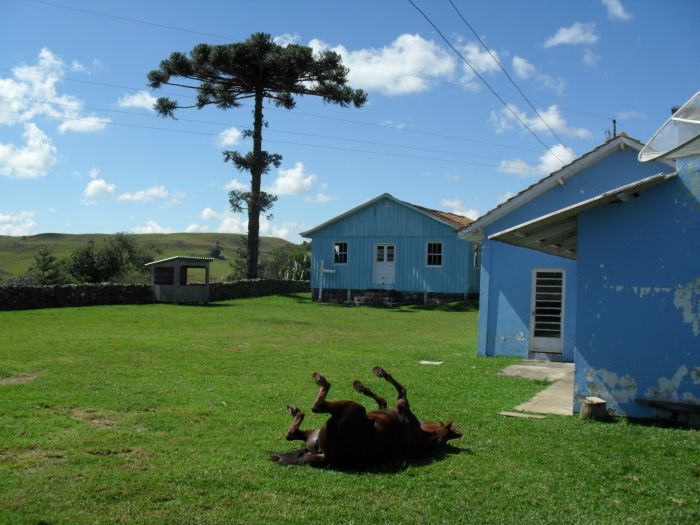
(0, 94), (527, 161)
(23, 0), (237, 41)
(16, 0), (612, 123)
(447, 0), (570, 149)
(407, 0), (569, 167)
(0, 67), (542, 154)
(0, 108), (550, 174)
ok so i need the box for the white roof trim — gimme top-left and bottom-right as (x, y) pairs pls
(300, 193), (464, 237)
(144, 256), (214, 267)
(488, 171), (677, 259)
(459, 136), (674, 242)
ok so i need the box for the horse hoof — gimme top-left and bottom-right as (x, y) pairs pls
(312, 372), (330, 388)
(287, 404), (301, 416)
(352, 380), (366, 394)
(372, 366), (388, 378)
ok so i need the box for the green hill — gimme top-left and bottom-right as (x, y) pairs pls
(0, 233), (293, 282)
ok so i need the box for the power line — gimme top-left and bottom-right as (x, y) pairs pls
(0, 108), (551, 174)
(407, 0), (569, 167)
(15, 1), (613, 124)
(23, 0), (237, 42)
(447, 0), (570, 150)
(0, 67), (543, 154)
(0, 93), (531, 161)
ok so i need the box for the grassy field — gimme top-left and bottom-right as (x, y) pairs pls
(0, 295), (698, 524)
(0, 233), (291, 281)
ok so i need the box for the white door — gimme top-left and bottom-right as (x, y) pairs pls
(373, 244), (395, 287)
(530, 269), (565, 354)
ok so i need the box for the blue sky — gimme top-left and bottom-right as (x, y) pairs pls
(1, 0), (698, 242)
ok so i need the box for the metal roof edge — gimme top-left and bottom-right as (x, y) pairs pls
(458, 135), (671, 241)
(300, 193), (470, 236)
(144, 255), (215, 267)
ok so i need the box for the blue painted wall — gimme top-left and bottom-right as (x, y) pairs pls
(478, 147), (671, 361)
(574, 157), (700, 418)
(305, 196), (477, 294)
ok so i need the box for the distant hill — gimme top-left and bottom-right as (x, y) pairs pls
(0, 233), (293, 282)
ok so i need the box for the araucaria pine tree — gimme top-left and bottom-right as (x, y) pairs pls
(148, 33), (366, 278)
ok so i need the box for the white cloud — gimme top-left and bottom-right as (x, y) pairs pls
(497, 191), (516, 205)
(70, 60), (86, 72)
(0, 210), (38, 236)
(0, 123), (58, 178)
(201, 207), (225, 221)
(601, 0), (632, 21)
(305, 193), (336, 204)
(118, 185), (169, 202)
(216, 127), (242, 147)
(185, 223), (208, 233)
(0, 48), (110, 132)
(274, 33), (301, 47)
(544, 22), (599, 48)
(200, 206), (300, 241)
(267, 162), (317, 196)
(616, 110), (647, 121)
(83, 178), (116, 198)
(310, 34), (456, 95)
(499, 144), (576, 177)
(224, 178), (248, 192)
(132, 220), (173, 234)
(379, 120), (406, 130)
(512, 56), (536, 79)
(511, 56), (565, 95)
(458, 41), (501, 89)
(489, 103), (591, 139)
(88, 167), (100, 179)
(582, 48), (601, 66)
(440, 198), (479, 220)
(117, 90), (157, 110)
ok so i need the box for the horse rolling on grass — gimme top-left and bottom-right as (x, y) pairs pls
(271, 366), (462, 468)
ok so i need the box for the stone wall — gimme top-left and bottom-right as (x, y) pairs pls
(0, 283), (152, 311)
(0, 280), (310, 311)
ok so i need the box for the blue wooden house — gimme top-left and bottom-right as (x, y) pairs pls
(301, 193), (477, 304)
(459, 135), (673, 362)
(489, 93), (700, 421)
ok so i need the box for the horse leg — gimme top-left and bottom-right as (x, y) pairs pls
(284, 404), (311, 441)
(352, 380), (388, 409)
(372, 366), (407, 403)
(310, 372), (333, 413)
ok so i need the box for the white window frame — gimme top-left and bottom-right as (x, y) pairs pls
(333, 241), (348, 265)
(426, 241), (443, 268)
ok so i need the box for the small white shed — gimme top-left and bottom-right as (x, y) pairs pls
(144, 256), (213, 304)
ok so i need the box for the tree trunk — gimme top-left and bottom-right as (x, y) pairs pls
(580, 396), (609, 421)
(247, 88), (264, 279)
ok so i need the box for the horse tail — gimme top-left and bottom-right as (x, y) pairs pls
(269, 449), (327, 467)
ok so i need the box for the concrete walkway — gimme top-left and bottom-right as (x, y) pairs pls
(499, 361), (574, 416)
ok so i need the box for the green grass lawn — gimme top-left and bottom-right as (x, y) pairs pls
(0, 295), (698, 524)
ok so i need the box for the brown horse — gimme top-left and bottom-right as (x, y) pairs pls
(271, 366), (462, 468)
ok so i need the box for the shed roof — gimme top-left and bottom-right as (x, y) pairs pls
(459, 134), (675, 241)
(488, 171), (677, 259)
(144, 256), (214, 267)
(300, 193), (472, 237)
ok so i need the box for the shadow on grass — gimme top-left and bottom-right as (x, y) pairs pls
(270, 444), (471, 475)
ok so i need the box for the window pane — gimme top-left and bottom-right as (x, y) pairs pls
(376, 245), (385, 262)
(427, 243), (442, 266)
(334, 242), (347, 264)
(386, 245), (394, 262)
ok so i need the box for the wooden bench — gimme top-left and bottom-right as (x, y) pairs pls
(636, 398), (700, 427)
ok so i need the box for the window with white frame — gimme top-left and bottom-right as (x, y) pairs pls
(334, 242), (348, 264)
(427, 242), (442, 267)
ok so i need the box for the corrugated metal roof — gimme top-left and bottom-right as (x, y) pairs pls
(459, 134), (675, 241)
(300, 193), (472, 236)
(488, 171), (677, 259)
(144, 256), (214, 267)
